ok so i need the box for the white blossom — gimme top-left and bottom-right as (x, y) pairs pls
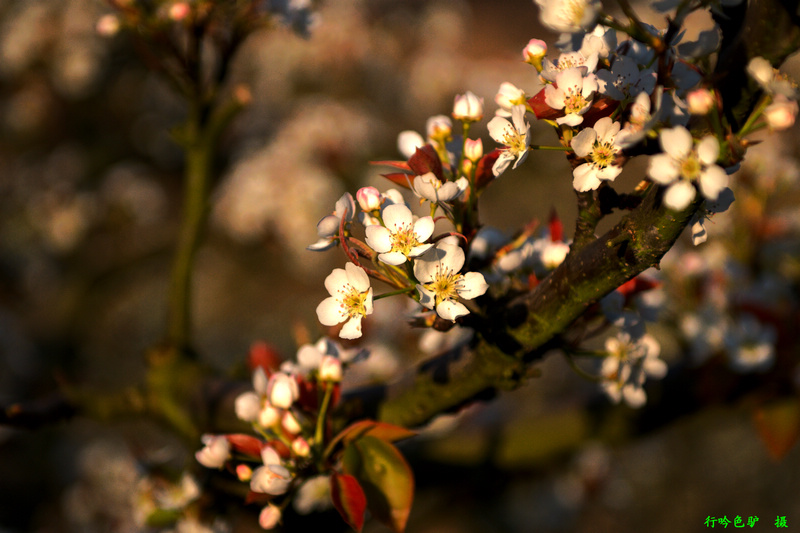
(365, 203), (434, 265)
(316, 262), (374, 339)
(544, 67), (598, 126)
(195, 435), (230, 469)
(308, 193), (355, 251)
(570, 117), (623, 191)
(647, 126), (728, 210)
(411, 172), (468, 204)
(535, 0), (601, 33)
(487, 105), (531, 176)
(414, 242), (489, 321)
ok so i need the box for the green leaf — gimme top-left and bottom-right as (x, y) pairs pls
(342, 436), (414, 533)
(331, 472), (367, 532)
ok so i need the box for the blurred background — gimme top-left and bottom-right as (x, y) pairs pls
(1, 0), (799, 531)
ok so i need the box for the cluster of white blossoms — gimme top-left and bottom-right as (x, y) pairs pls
(196, 338), (365, 529)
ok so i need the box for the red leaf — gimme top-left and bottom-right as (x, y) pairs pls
(380, 172), (414, 190)
(548, 208), (563, 242)
(225, 434), (263, 458)
(753, 398), (800, 461)
(244, 490), (272, 506)
(528, 87), (619, 127)
(331, 472), (367, 532)
(474, 150), (501, 190)
(248, 341), (282, 374)
(407, 145), (444, 180)
(343, 437), (414, 533)
(371, 160), (412, 171)
(328, 420), (416, 453)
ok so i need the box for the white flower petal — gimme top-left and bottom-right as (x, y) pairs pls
(457, 271), (489, 300)
(382, 203), (412, 231)
(436, 299), (470, 321)
(339, 316), (363, 339)
(699, 165), (728, 201)
(573, 163), (601, 192)
(659, 126), (693, 160)
(316, 296), (347, 326)
(696, 136), (720, 165)
(365, 225), (392, 253)
(648, 154), (680, 184)
(344, 262), (370, 292)
(664, 180), (696, 210)
(570, 128), (597, 158)
(487, 116), (512, 144)
(323, 268), (349, 296)
(416, 284), (436, 309)
(378, 251), (407, 265)
(413, 216), (435, 242)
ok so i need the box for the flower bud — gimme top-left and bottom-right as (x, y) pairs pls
(764, 95), (798, 130)
(541, 241), (570, 270)
(235, 391), (261, 422)
(463, 138), (484, 162)
(319, 355), (342, 382)
(259, 504), (282, 530)
(169, 2), (191, 21)
(426, 115), (452, 143)
(291, 437), (311, 457)
(452, 91), (484, 123)
(282, 410), (303, 434)
(236, 464), (253, 482)
(397, 130), (425, 159)
(261, 445), (282, 466)
(523, 39), (547, 71)
(356, 186), (382, 212)
(195, 435), (230, 469)
(259, 404), (281, 427)
(96, 14), (120, 37)
(267, 373), (299, 409)
(686, 89), (714, 115)
(251, 464), (293, 495)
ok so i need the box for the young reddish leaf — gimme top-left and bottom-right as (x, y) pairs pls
(248, 341), (282, 374)
(371, 159), (412, 171)
(380, 172), (414, 190)
(225, 434), (264, 457)
(343, 436), (414, 533)
(331, 472), (367, 532)
(244, 490), (272, 506)
(328, 420), (416, 455)
(548, 208), (563, 242)
(407, 145), (443, 180)
(474, 150), (501, 191)
(753, 398), (800, 460)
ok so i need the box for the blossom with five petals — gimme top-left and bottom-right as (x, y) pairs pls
(647, 126), (728, 210)
(570, 117), (623, 192)
(365, 204), (434, 265)
(412, 172), (468, 204)
(316, 263), (374, 339)
(414, 242), (489, 321)
(544, 67), (598, 126)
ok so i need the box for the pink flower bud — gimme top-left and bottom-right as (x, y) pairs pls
(686, 89), (715, 115)
(267, 373), (299, 409)
(764, 95), (798, 130)
(356, 186), (382, 212)
(169, 2), (191, 21)
(236, 464), (253, 482)
(452, 91), (484, 122)
(523, 39), (547, 63)
(464, 138), (484, 162)
(291, 437), (311, 457)
(259, 504), (282, 530)
(319, 355), (342, 382)
(96, 14), (120, 37)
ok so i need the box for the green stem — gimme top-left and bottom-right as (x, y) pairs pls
(314, 382), (334, 457)
(374, 287), (416, 300)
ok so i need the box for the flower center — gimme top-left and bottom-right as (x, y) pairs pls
(391, 225), (421, 256)
(502, 125), (526, 155)
(563, 89), (589, 115)
(341, 287), (368, 318)
(425, 268), (462, 306)
(680, 154), (702, 181)
(590, 141), (618, 169)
